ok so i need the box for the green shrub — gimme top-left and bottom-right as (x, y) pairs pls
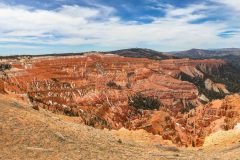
(180, 103), (195, 114)
(128, 93), (161, 110)
(126, 82), (132, 89)
(0, 64), (11, 71)
(127, 72), (135, 78)
(106, 81), (122, 90)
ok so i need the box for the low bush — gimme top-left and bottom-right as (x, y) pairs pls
(0, 64), (11, 71)
(128, 93), (161, 110)
(106, 81), (122, 90)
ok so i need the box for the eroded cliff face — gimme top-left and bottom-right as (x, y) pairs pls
(177, 94), (240, 146)
(175, 59), (240, 102)
(204, 79), (229, 94)
(0, 54), (239, 146)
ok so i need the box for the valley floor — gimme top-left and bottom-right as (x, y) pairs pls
(0, 95), (240, 160)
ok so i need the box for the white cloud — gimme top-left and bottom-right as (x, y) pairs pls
(213, 0), (240, 11)
(0, 2), (239, 52)
(166, 4), (206, 17)
(0, 44), (41, 49)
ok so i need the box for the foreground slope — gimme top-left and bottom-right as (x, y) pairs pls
(1, 95), (240, 160)
(0, 95), (175, 160)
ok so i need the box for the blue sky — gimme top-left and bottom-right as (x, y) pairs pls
(0, 0), (240, 55)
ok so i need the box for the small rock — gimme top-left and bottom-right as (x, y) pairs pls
(32, 105), (39, 110)
(55, 132), (66, 141)
(117, 139), (122, 144)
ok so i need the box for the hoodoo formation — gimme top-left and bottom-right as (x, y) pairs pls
(0, 53), (239, 147)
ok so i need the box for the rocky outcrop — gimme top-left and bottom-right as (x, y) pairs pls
(204, 79), (230, 94)
(178, 94), (240, 146)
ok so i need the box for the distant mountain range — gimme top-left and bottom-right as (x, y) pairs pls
(108, 48), (240, 64)
(107, 48), (240, 69)
(0, 48), (175, 60)
(169, 48), (240, 69)
(1, 47), (240, 69)
(170, 48), (240, 58)
(107, 48), (240, 70)
(108, 48), (174, 60)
